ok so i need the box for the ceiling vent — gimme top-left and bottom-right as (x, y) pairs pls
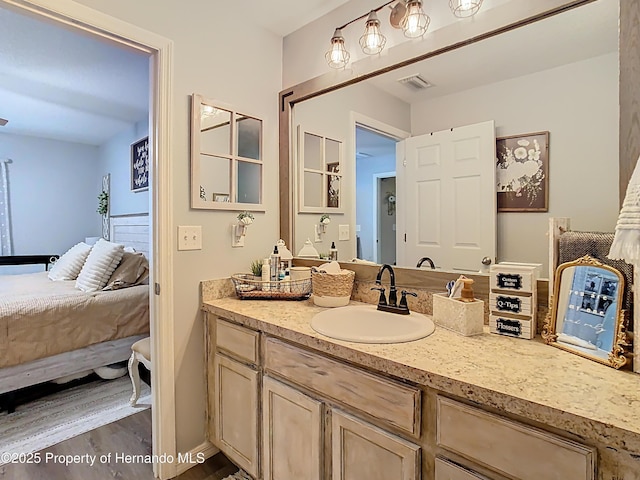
(0, 118), (7, 127)
(397, 74), (432, 91)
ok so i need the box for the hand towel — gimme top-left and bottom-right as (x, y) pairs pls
(609, 154), (640, 261)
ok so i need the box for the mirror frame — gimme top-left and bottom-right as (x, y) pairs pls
(278, 0), (637, 253)
(542, 255), (629, 369)
(191, 93), (265, 211)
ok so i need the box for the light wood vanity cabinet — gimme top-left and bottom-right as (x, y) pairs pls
(209, 317), (260, 478)
(206, 314), (597, 480)
(262, 375), (323, 480)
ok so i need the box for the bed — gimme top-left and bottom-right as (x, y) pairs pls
(0, 214), (150, 399)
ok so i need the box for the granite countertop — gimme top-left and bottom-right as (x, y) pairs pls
(202, 296), (640, 454)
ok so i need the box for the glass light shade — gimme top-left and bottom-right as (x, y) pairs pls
(325, 28), (350, 69)
(403, 0), (430, 38)
(359, 11), (386, 55)
(449, 0), (483, 18)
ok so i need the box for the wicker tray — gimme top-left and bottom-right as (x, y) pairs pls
(231, 273), (312, 300)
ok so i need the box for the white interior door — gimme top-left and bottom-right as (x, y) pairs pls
(398, 120), (496, 272)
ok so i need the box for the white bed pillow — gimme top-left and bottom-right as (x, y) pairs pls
(48, 242), (92, 281)
(75, 238), (125, 292)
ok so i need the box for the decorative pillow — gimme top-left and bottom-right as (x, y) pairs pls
(75, 238), (124, 292)
(48, 242), (92, 281)
(103, 252), (149, 290)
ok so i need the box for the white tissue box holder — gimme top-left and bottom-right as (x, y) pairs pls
(433, 293), (484, 336)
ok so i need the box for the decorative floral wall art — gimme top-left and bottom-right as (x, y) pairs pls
(131, 136), (149, 192)
(496, 131), (549, 212)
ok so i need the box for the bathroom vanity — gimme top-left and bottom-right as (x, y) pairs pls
(202, 295), (640, 480)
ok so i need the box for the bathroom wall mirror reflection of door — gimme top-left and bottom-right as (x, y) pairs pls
(542, 255), (629, 369)
(287, 0), (619, 274)
(190, 94), (265, 210)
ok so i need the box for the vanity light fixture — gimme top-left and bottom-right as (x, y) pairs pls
(325, 0), (484, 69)
(325, 28), (350, 69)
(449, 0), (483, 18)
(359, 10), (387, 55)
(402, 0), (430, 38)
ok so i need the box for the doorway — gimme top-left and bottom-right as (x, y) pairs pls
(0, 1), (174, 478)
(376, 175), (396, 265)
(355, 124), (401, 264)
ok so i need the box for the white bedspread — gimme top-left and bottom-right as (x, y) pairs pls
(0, 272), (149, 368)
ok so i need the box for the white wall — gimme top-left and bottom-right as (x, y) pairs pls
(72, 0), (283, 454)
(0, 132), (100, 255)
(293, 81), (410, 259)
(410, 53), (619, 272)
(99, 118), (149, 216)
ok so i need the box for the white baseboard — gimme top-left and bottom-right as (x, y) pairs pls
(174, 440), (220, 476)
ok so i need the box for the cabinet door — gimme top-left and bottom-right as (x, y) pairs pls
(213, 354), (259, 478)
(262, 376), (323, 480)
(331, 409), (420, 480)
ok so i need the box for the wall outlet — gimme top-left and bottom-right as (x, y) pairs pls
(178, 226), (202, 250)
(338, 224), (349, 241)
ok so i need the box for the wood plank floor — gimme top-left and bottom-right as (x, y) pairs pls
(0, 409), (238, 480)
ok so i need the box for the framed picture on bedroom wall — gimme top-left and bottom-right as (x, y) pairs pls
(496, 131), (549, 212)
(131, 136), (149, 192)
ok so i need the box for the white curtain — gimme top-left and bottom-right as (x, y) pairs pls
(0, 159), (12, 255)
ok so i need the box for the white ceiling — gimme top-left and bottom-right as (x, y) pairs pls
(368, 0), (618, 104)
(0, 0), (617, 147)
(0, 7), (150, 146)
(243, 0), (351, 36)
(0, 1), (351, 146)
(356, 0), (618, 157)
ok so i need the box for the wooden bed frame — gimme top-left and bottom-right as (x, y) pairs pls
(0, 213), (151, 409)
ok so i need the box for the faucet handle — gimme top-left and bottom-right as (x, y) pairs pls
(399, 290), (418, 308)
(371, 286), (387, 306)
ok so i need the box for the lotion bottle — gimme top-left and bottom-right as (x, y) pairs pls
(261, 258), (270, 291)
(270, 246), (280, 288)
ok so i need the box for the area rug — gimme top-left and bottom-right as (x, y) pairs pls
(0, 376), (150, 463)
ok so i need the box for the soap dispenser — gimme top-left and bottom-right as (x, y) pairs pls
(459, 278), (475, 302)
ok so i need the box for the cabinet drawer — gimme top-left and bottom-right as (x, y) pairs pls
(264, 337), (421, 436)
(436, 397), (596, 480)
(490, 270), (534, 293)
(215, 317), (259, 364)
(489, 293), (533, 316)
(435, 457), (489, 480)
(489, 314), (535, 340)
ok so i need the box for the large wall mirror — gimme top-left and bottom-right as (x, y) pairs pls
(542, 255), (629, 368)
(191, 94), (264, 210)
(281, 0), (623, 274)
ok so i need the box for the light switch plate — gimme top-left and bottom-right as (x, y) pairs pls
(338, 224), (349, 241)
(178, 226), (202, 250)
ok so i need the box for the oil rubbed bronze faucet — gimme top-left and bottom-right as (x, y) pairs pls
(371, 264), (417, 315)
(416, 257), (435, 269)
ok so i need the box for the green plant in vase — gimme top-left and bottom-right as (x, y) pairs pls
(250, 259), (263, 278)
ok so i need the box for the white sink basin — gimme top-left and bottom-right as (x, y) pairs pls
(310, 305), (435, 343)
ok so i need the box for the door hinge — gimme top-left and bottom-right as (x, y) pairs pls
(402, 159), (407, 167)
(155, 283), (161, 295)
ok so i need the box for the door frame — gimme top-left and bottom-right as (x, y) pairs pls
(372, 172), (395, 264)
(349, 112), (409, 261)
(0, 1), (176, 478)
